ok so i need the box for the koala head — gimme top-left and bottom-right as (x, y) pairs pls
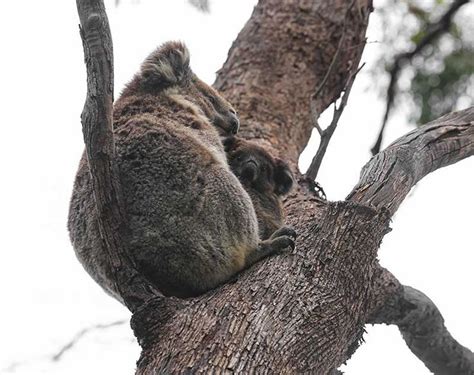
(224, 137), (294, 239)
(223, 137), (294, 197)
(139, 41), (239, 135)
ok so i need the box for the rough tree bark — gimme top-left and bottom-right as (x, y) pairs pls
(76, 0), (474, 373)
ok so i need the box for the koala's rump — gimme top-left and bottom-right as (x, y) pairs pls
(115, 121), (259, 297)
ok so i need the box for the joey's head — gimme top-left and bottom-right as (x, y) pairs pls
(139, 41), (240, 135)
(224, 137), (294, 239)
(223, 137), (294, 197)
(224, 137), (294, 197)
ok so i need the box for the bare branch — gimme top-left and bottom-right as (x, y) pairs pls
(306, 63), (365, 181)
(347, 107), (474, 215)
(51, 320), (127, 362)
(371, 284), (474, 374)
(76, 0), (162, 312)
(371, 0), (470, 156)
(305, 0), (366, 182)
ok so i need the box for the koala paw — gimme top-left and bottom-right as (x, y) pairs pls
(270, 226), (297, 242)
(268, 226), (297, 252)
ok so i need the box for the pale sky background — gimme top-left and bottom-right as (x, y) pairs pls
(0, 0), (472, 374)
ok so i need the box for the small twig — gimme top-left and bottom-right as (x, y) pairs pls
(1, 320), (128, 372)
(306, 63), (366, 181)
(306, 0), (362, 182)
(51, 320), (127, 362)
(370, 0), (470, 156)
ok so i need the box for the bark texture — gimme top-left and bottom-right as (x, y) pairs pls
(75, 0), (474, 373)
(76, 0), (162, 312)
(348, 107), (474, 214)
(371, 283), (474, 375)
(214, 0), (373, 163)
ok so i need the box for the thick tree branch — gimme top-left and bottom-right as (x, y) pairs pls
(371, 0), (470, 156)
(371, 281), (474, 374)
(76, 0), (162, 312)
(75, 0), (473, 373)
(348, 107), (474, 214)
(134, 200), (392, 374)
(214, 0), (373, 163)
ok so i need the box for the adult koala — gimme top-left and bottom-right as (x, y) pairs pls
(68, 42), (296, 301)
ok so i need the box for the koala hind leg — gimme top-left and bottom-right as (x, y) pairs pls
(244, 226), (297, 267)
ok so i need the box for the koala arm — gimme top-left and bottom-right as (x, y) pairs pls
(245, 227), (297, 268)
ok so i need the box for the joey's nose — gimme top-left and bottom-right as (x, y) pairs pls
(241, 160), (258, 182)
(229, 113), (240, 134)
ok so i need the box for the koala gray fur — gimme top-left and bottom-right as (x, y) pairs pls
(68, 41), (295, 301)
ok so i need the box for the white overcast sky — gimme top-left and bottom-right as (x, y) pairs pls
(0, 0), (472, 374)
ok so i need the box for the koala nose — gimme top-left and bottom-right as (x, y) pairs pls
(229, 112), (240, 135)
(241, 160), (258, 182)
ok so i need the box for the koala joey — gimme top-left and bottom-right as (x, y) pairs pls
(68, 41), (296, 301)
(224, 137), (294, 240)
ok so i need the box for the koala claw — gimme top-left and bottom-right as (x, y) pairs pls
(270, 226), (297, 241)
(246, 227), (296, 267)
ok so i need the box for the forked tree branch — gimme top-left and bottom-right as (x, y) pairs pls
(306, 62), (365, 181)
(370, 0), (470, 156)
(347, 106), (474, 215)
(305, 0), (366, 182)
(369, 270), (474, 375)
(76, 0), (162, 312)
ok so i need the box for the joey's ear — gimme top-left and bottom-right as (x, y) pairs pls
(274, 160), (294, 195)
(222, 137), (238, 153)
(140, 41), (191, 88)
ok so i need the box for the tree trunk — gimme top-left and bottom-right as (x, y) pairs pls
(75, 0), (474, 373)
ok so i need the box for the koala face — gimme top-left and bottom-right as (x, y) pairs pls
(224, 138), (294, 196)
(139, 41), (239, 135)
(188, 76), (240, 135)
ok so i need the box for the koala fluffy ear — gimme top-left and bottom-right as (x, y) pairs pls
(222, 137), (238, 152)
(274, 160), (294, 195)
(140, 41), (191, 89)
